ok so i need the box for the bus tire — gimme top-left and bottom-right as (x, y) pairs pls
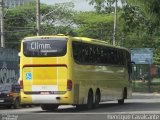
(41, 104), (58, 111)
(76, 105), (85, 110)
(118, 88), (127, 105)
(118, 99), (124, 105)
(86, 90), (94, 109)
(94, 89), (100, 108)
(6, 105), (12, 109)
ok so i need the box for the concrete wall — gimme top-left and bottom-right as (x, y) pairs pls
(0, 48), (19, 84)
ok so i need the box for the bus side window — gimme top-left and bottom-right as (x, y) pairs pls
(104, 47), (109, 65)
(72, 41), (83, 64)
(126, 51), (132, 74)
(92, 45), (96, 64)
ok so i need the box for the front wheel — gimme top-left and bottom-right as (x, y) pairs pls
(6, 105), (12, 109)
(13, 99), (20, 109)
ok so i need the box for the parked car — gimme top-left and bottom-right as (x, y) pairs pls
(0, 84), (20, 109)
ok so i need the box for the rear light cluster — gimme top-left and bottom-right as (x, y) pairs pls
(67, 80), (72, 91)
(20, 80), (23, 89)
(20, 80), (72, 91)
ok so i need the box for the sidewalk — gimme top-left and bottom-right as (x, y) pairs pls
(133, 92), (160, 96)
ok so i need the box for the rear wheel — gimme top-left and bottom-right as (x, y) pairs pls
(41, 104), (58, 111)
(118, 88), (127, 105)
(86, 90), (94, 109)
(94, 90), (100, 108)
(6, 105), (12, 109)
(76, 105), (85, 110)
(118, 99), (124, 105)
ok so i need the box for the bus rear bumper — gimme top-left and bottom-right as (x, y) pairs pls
(21, 93), (74, 105)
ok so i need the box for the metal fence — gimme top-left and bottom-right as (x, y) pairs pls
(132, 64), (160, 93)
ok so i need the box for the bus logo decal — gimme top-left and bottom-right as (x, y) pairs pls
(26, 72), (32, 80)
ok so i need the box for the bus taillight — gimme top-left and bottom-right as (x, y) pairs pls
(67, 80), (72, 91)
(20, 80), (23, 89)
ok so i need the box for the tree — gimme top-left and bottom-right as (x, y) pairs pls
(87, 0), (117, 13)
(87, 0), (160, 64)
(40, 2), (75, 35)
(74, 12), (114, 42)
(4, 2), (76, 50)
(123, 0), (160, 64)
(4, 2), (37, 49)
(127, 0), (160, 25)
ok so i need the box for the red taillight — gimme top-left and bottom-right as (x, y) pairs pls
(20, 80), (23, 89)
(7, 92), (14, 97)
(67, 80), (72, 91)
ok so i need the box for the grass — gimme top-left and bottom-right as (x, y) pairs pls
(132, 80), (160, 93)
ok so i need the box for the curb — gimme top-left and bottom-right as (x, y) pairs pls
(133, 92), (160, 96)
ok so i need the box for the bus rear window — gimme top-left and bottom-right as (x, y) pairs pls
(23, 39), (67, 57)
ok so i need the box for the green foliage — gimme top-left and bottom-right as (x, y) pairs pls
(128, 0), (160, 25)
(4, 2), (36, 49)
(87, 0), (116, 13)
(4, 2), (75, 50)
(4, 0), (160, 65)
(120, 0), (160, 64)
(88, 0), (160, 64)
(40, 2), (75, 35)
(133, 81), (160, 93)
(74, 12), (114, 42)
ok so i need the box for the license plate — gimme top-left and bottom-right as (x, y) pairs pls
(41, 92), (49, 95)
(0, 100), (4, 102)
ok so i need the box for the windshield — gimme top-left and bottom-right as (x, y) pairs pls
(0, 85), (12, 92)
(23, 39), (67, 57)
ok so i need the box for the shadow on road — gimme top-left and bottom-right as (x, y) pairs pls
(31, 101), (160, 113)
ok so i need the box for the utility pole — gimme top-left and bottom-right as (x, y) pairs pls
(36, 0), (40, 36)
(113, 0), (117, 46)
(0, 0), (5, 47)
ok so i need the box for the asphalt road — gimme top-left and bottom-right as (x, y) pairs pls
(0, 93), (160, 120)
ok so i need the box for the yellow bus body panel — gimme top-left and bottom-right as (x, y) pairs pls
(20, 35), (131, 105)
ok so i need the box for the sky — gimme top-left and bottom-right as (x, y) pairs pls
(40, 0), (94, 11)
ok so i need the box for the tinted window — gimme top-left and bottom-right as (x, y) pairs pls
(72, 41), (127, 66)
(23, 39), (67, 57)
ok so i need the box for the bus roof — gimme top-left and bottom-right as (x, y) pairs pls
(73, 37), (129, 52)
(22, 34), (69, 40)
(22, 35), (129, 52)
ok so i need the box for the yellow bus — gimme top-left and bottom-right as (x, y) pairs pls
(19, 34), (132, 110)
